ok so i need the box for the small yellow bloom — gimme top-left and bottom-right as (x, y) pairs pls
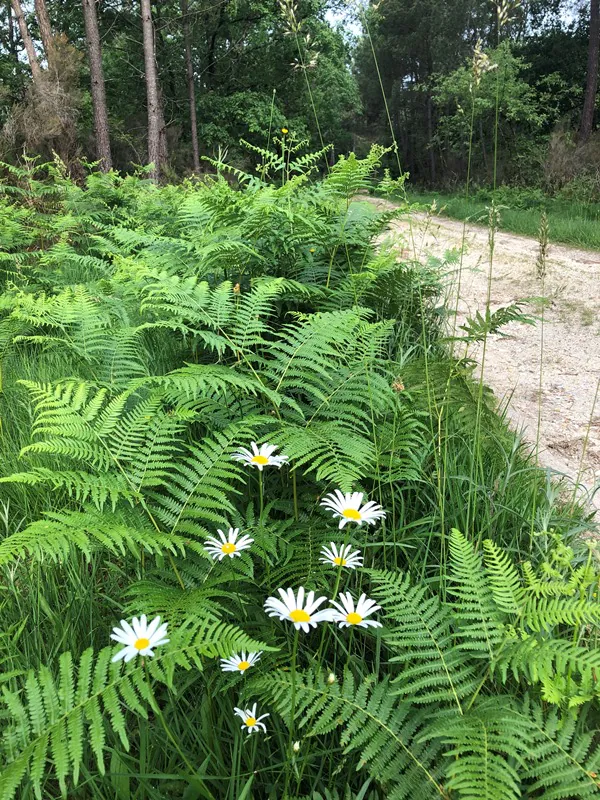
(281, 127), (289, 134)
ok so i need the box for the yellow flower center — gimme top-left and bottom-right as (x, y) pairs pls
(251, 454), (269, 465)
(343, 508), (361, 521)
(134, 637), (150, 650)
(221, 542), (237, 554)
(346, 612), (363, 625)
(289, 609), (311, 623)
(246, 717), (257, 727)
(238, 660), (250, 671)
(333, 556), (347, 566)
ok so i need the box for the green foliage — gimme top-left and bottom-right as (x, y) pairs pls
(435, 42), (545, 161)
(1, 621), (271, 800)
(263, 668), (447, 799)
(0, 154), (596, 799)
(254, 530), (600, 800)
(408, 188), (600, 250)
(458, 302), (537, 342)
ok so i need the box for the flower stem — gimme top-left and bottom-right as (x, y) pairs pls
(292, 469), (299, 521)
(285, 628), (300, 794)
(144, 664), (197, 777)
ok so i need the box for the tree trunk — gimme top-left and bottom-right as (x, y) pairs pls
(181, 0), (200, 172)
(157, 88), (168, 166)
(34, 0), (55, 72)
(10, 0), (43, 83)
(141, 0), (166, 179)
(7, 1), (17, 58)
(82, 0), (112, 171)
(426, 92), (436, 184)
(580, 0), (600, 144)
(206, 1), (226, 87)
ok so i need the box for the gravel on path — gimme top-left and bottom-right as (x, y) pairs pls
(368, 197), (600, 512)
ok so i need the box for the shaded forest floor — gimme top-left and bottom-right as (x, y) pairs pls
(368, 196), (600, 512)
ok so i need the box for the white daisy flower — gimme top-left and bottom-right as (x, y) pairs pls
(231, 441), (289, 471)
(110, 614), (169, 663)
(220, 651), (262, 673)
(329, 592), (382, 629)
(204, 528), (253, 560)
(320, 542), (363, 570)
(264, 587), (333, 633)
(234, 703), (269, 735)
(320, 490), (386, 529)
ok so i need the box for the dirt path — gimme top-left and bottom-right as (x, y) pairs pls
(368, 197), (600, 512)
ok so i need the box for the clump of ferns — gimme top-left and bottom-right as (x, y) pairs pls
(0, 151), (599, 800)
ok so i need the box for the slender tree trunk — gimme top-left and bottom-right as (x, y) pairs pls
(34, 0), (55, 71)
(7, 1), (17, 58)
(157, 88), (168, 166)
(141, 0), (166, 179)
(181, 0), (200, 171)
(151, 1), (169, 167)
(206, 1), (226, 87)
(426, 93), (436, 184)
(82, 0), (112, 171)
(580, 0), (600, 144)
(10, 0), (42, 83)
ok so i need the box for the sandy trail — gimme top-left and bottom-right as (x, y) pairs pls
(368, 197), (600, 512)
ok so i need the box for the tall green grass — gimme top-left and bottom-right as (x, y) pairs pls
(408, 190), (600, 250)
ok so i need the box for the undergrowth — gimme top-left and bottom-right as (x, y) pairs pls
(0, 148), (597, 799)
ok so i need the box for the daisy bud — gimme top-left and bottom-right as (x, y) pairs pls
(293, 741), (300, 752)
(327, 672), (336, 684)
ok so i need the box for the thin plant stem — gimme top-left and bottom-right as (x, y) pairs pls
(292, 469), (299, 521)
(284, 627), (300, 795)
(570, 378), (600, 513)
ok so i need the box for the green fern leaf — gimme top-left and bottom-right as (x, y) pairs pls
(0, 508), (187, 567)
(449, 529), (504, 658)
(369, 569), (477, 709)
(257, 668), (447, 799)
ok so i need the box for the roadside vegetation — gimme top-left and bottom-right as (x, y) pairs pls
(407, 187), (600, 249)
(0, 146), (598, 800)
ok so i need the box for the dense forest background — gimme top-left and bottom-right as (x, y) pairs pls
(1, 0), (599, 197)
